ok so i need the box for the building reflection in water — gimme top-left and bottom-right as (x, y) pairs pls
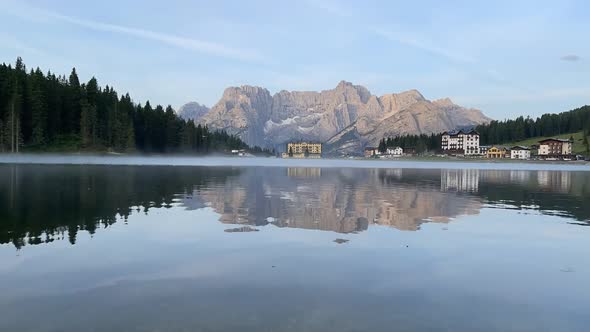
(287, 167), (321, 177)
(537, 171), (571, 193)
(440, 169), (480, 192)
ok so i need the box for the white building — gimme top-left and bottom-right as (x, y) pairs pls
(364, 147), (381, 158)
(510, 146), (531, 160)
(386, 146), (403, 156)
(441, 130), (480, 155)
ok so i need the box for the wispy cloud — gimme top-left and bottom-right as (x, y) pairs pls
(306, 0), (353, 17)
(369, 26), (476, 64)
(560, 54), (581, 62)
(5, 2), (268, 63)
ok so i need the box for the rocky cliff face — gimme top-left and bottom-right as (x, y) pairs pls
(198, 81), (491, 154)
(199, 86), (272, 148)
(177, 102), (209, 122)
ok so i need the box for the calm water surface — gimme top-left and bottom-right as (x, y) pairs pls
(1, 162), (589, 332)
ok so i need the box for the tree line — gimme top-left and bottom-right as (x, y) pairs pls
(378, 105), (590, 154)
(377, 134), (441, 154)
(475, 105), (590, 147)
(0, 57), (268, 154)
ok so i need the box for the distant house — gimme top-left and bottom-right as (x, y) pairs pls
(386, 146), (403, 156)
(486, 146), (510, 159)
(364, 147), (380, 158)
(510, 146), (531, 160)
(441, 129), (480, 155)
(479, 145), (491, 155)
(537, 138), (572, 158)
(281, 142), (322, 159)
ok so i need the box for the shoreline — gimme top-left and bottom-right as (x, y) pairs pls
(347, 155), (589, 165)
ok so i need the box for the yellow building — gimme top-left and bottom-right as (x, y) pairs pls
(281, 142), (322, 158)
(486, 146), (509, 159)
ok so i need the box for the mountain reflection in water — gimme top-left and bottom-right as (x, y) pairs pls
(1, 164), (589, 248)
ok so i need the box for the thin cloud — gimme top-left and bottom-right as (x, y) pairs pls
(5, 2), (267, 63)
(307, 0), (474, 64)
(370, 26), (476, 64)
(560, 55), (581, 62)
(306, 0), (353, 17)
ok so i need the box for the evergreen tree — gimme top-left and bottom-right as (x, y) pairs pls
(30, 69), (47, 146)
(378, 138), (386, 153)
(66, 68), (81, 135)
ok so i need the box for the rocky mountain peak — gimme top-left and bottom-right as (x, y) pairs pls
(336, 80), (353, 89)
(397, 89), (425, 101)
(333, 80), (371, 103)
(177, 102), (209, 122)
(433, 97), (455, 107)
(222, 85), (270, 98)
(196, 81), (491, 154)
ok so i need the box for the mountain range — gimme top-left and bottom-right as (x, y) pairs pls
(180, 81), (491, 155)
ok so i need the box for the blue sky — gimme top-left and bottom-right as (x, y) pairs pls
(1, 0), (588, 119)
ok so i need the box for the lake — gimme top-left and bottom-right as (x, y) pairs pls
(1, 157), (589, 332)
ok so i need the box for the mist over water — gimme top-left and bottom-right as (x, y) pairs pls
(1, 162), (589, 331)
(1, 154), (590, 171)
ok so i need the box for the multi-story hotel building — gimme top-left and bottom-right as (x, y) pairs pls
(441, 129), (480, 155)
(282, 142), (322, 158)
(537, 138), (572, 157)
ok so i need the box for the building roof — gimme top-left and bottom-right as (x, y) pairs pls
(538, 138), (571, 143)
(511, 145), (530, 150)
(489, 145), (510, 151)
(462, 129), (480, 135)
(286, 141), (322, 145)
(442, 129), (480, 136)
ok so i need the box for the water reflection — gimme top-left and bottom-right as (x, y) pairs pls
(1, 164), (589, 248)
(200, 168), (481, 232)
